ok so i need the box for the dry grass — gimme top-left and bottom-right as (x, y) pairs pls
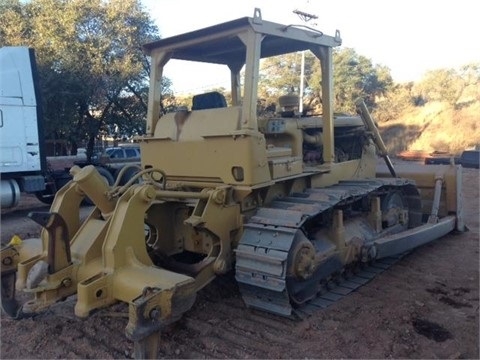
(379, 101), (480, 155)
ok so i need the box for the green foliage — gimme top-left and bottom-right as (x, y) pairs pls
(255, 46), (479, 154)
(333, 48), (393, 113)
(412, 63), (480, 107)
(413, 68), (462, 105)
(373, 82), (415, 122)
(258, 52), (321, 112)
(0, 0), (162, 156)
(259, 53), (307, 96)
(257, 48), (393, 115)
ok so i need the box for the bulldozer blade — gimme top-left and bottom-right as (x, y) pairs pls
(374, 215), (456, 259)
(1, 272), (23, 319)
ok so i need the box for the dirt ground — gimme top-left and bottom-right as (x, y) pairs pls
(1, 166), (478, 359)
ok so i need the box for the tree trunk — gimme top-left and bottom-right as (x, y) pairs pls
(86, 134), (96, 163)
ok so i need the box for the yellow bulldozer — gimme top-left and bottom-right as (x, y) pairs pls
(1, 8), (465, 358)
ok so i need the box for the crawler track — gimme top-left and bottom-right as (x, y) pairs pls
(235, 178), (420, 317)
(294, 254), (404, 318)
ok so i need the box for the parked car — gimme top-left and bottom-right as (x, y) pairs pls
(102, 146), (141, 161)
(74, 144), (142, 187)
(87, 145), (140, 162)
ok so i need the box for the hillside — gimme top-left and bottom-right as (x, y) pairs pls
(379, 101), (480, 155)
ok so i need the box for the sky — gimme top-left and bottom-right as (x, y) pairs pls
(141, 0), (479, 94)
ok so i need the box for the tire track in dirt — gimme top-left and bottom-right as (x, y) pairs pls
(157, 273), (302, 359)
(5, 299), (131, 359)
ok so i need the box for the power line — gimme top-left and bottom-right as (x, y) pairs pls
(293, 9), (318, 23)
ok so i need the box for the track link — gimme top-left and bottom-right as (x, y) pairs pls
(294, 255), (404, 319)
(235, 178), (419, 317)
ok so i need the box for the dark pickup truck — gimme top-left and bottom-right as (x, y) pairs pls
(424, 150), (480, 169)
(74, 145), (142, 185)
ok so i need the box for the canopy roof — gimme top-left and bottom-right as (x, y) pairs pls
(143, 11), (341, 65)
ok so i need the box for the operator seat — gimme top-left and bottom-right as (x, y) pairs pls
(192, 91), (227, 110)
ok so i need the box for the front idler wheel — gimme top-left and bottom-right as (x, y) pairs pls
(286, 238), (319, 305)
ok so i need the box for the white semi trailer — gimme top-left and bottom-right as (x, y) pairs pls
(0, 46), (139, 208)
(0, 46), (47, 207)
(0, 47), (74, 208)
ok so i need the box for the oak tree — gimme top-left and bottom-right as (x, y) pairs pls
(0, 0), (164, 158)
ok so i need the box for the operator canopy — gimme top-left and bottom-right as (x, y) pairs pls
(142, 9), (342, 65)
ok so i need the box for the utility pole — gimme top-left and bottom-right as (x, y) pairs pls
(293, 9), (318, 114)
